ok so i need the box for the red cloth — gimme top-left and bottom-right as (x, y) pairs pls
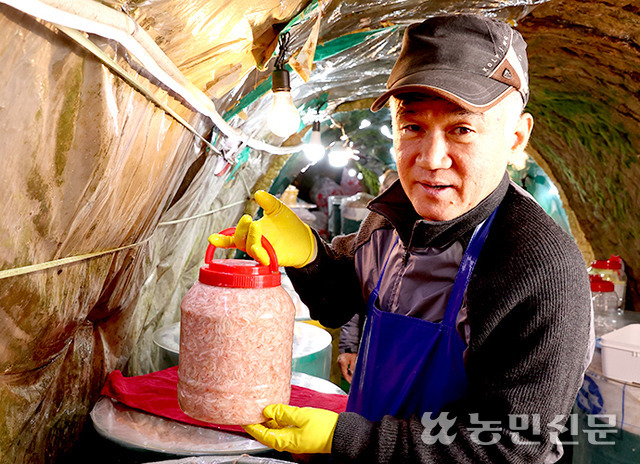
(101, 366), (348, 433)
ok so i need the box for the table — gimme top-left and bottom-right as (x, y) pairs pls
(90, 372), (345, 457)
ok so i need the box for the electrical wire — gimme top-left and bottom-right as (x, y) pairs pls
(275, 32), (292, 70)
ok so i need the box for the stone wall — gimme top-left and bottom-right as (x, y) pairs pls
(519, 0), (640, 310)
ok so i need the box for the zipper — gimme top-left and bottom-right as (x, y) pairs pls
(403, 225), (417, 266)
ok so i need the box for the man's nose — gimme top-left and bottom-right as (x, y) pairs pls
(416, 132), (452, 170)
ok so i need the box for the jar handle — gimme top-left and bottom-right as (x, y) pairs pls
(205, 227), (279, 273)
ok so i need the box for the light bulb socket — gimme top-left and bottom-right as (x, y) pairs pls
(272, 69), (291, 92)
(312, 120), (321, 132)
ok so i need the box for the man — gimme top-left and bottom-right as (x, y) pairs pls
(211, 14), (592, 463)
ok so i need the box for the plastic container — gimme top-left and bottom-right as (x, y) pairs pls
(590, 277), (619, 338)
(291, 322), (333, 380)
(588, 255), (627, 310)
(153, 321), (332, 379)
(177, 229), (296, 425)
(340, 192), (373, 235)
(600, 324), (640, 384)
(280, 185), (299, 207)
(574, 346), (640, 463)
(327, 195), (346, 239)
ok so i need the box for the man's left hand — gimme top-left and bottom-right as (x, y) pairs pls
(337, 352), (357, 383)
(243, 404), (338, 454)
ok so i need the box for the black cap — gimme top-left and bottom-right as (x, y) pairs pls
(371, 14), (529, 113)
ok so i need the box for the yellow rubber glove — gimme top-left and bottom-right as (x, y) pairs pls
(243, 404), (338, 454)
(209, 190), (316, 268)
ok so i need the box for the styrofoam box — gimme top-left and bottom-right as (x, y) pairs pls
(600, 324), (640, 384)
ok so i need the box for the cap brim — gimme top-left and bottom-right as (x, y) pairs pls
(371, 70), (514, 113)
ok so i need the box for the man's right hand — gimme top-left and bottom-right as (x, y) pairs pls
(337, 352), (357, 384)
(209, 190), (317, 268)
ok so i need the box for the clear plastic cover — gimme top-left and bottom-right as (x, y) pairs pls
(90, 397), (270, 455)
(148, 456), (294, 464)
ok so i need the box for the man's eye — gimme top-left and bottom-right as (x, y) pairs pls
(453, 126), (474, 135)
(402, 124), (422, 133)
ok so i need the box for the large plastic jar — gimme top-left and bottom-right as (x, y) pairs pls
(588, 255), (627, 310)
(590, 278), (619, 338)
(177, 230), (296, 425)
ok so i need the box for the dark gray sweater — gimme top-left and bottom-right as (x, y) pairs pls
(287, 174), (592, 463)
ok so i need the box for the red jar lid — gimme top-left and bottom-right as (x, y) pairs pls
(590, 256), (622, 270)
(608, 255), (623, 269)
(199, 228), (281, 288)
(199, 259), (280, 288)
(590, 280), (615, 292)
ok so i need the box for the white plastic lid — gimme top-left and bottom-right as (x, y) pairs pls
(600, 324), (640, 352)
(153, 321), (332, 360)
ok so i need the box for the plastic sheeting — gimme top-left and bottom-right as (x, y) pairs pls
(0, 2), (297, 462)
(0, 1), (544, 462)
(219, 0), (544, 150)
(104, 0), (309, 99)
(0, 7), (203, 460)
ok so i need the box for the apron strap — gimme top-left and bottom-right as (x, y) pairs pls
(442, 206), (500, 327)
(366, 235), (400, 310)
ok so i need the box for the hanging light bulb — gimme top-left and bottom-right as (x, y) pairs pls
(328, 144), (353, 168)
(304, 120), (324, 163)
(268, 69), (301, 138)
(267, 32), (300, 138)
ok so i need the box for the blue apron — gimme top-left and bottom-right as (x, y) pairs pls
(345, 207), (499, 422)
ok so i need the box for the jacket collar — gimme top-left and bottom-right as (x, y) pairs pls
(368, 172), (509, 249)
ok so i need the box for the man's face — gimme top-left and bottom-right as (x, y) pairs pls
(391, 94), (532, 221)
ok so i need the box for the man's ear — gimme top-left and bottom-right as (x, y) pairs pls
(512, 112), (534, 153)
